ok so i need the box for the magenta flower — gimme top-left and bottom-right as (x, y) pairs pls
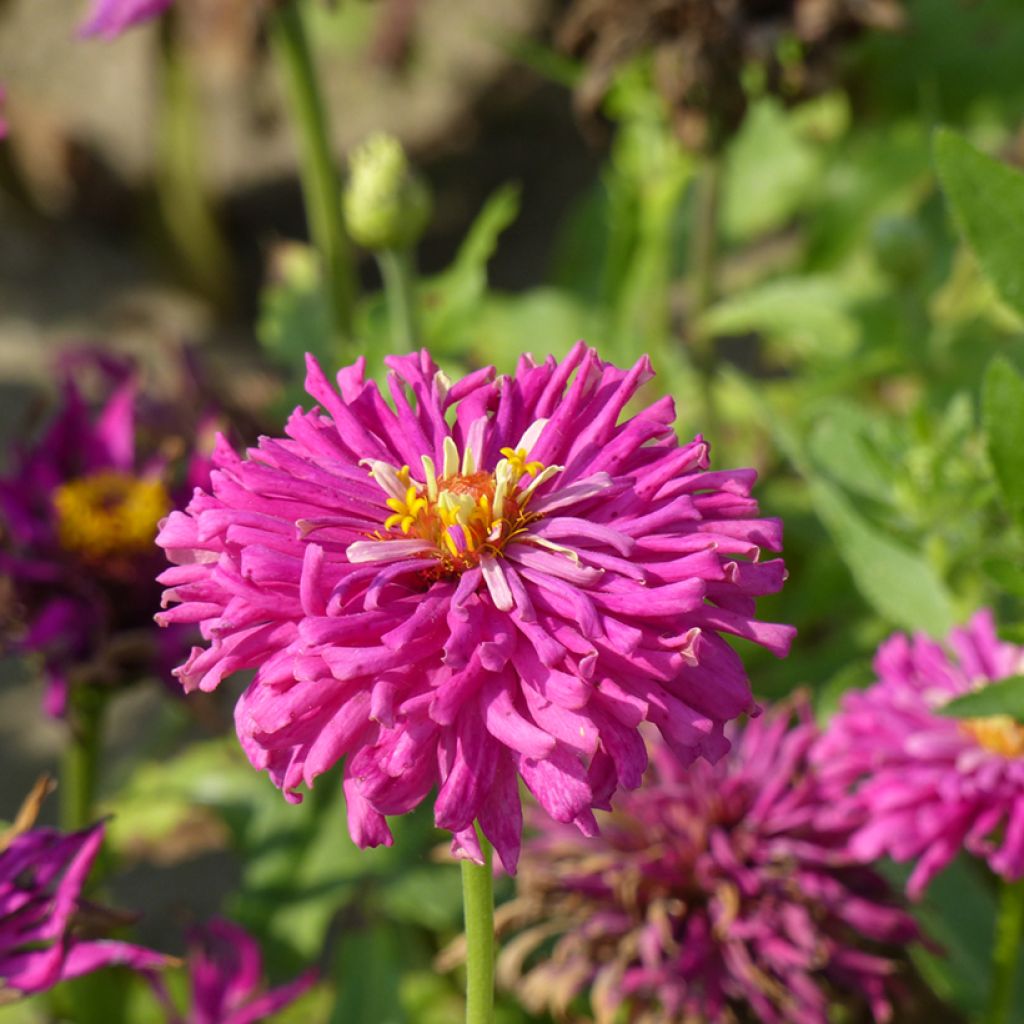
(498, 701), (918, 1024)
(815, 608), (1024, 898)
(156, 344), (794, 872)
(79, 0), (173, 38)
(156, 918), (315, 1024)
(0, 819), (169, 998)
(0, 352), (214, 716)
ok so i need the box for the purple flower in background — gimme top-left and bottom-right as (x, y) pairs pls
(0, 815), (168, 998)
(815, 609), (1024, 898)
(157, 919), (315, 1024)
(0, 351), (215, 716)
(497, 701), (918, 1024)
(79, 0), (173, 39)
(157, 344), (794, 872)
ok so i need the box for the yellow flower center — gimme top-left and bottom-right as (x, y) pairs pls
(367, 432), (561, 571)
(961, 715), (1024, 758)
(52, 470), (170, 562)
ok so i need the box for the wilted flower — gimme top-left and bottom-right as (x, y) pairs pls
(558, 0), (906, 149)
(815, 608), (1024, 898)
(0, 352), (215, 716)
(155, 918), (316, 1024)
(80, 0), (174, 38)
(497, 701), (918, 1024)
(0, 784), (169, 1000)
(156, 344), (793, 872)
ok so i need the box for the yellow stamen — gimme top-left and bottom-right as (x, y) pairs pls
(366, 432), (562, 572)
(52, 470), (170, 562)
(962, 715), (1024, 758)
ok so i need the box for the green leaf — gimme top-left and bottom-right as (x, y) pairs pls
(938, 675), (1024, 720)
(902, 855), (997, 1019)
(420, 185), (520, 357)
(808, 405), (893, 504)
(983, 356), (1024, 525)
(934, 128), (1024, 318)
(257, 243), (334, 371)
(699, 277), (859, 361)
(807, 478), (956, 636)
(723, 98), (822, 242)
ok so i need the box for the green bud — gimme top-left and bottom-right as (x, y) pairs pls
(343, 133), (432, 252)
(871, 215), (929, 283)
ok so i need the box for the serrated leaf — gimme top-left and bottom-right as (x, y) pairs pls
(808, 479), (955, 636)
(983, 356), (1024, 525)
(934, 128), (1024, 318)
(938, 675), (1024, 720)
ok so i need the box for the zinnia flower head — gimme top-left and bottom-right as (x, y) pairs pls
(0, 351), (215, 716)
(0, 783), (169, 999)
(79, 0), (173, 38)
(815, 608), (1024, 898)
(156, 344), (794, 872)
(155, 918), (316, 1024)
(496, 700), (918, 1024)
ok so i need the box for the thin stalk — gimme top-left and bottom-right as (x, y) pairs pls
(688, 153), (722, 437)
(156, 17), (235, 312)
(461, 829), (495, 1024)
(988, 877), (1024, 1024)
(376, 248), (418, 351)
(60, 688), (104, 833)
(269, 1), (355, 348)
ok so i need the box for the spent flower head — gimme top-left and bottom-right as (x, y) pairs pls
(156, 344), (794, 872)
(498, 700), (918, 1024)
(815, 608), (1024, 898)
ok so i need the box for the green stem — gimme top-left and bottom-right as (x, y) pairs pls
(60, 688), (105, 833)
(688, 153), (722, 436)
(988, 876), (1024, 1024)
(156, 16), (235, 311)
(461, 829), (495, 1024)
(376, 248), (419, 351)
(269, 0), (356, 348)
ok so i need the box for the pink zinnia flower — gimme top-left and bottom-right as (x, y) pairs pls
(79, 0), (173, 38)
(0, 816), (169, 997)
(0, 351), (215, 717)
(155, 918), (316, 1024)
(496, 701), (918, 1024)
(815, 608), (1024, 898)
(156, 345), (794, 872)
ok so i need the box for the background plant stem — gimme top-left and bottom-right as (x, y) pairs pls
(60, 688), (104, 833)
(689, 152), (722, 436)
(156, 16), (235, 312)
(269, 0), (356, 349)
(460, 829), (495, 1024)
(987, 876), (1024, 1024)
(376, 248), (418, 351)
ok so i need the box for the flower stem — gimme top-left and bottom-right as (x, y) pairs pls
(461, 829), (495, 1024)
(688, 152), (722, 436)
(156, 15), (235, 312)
(988, 876), (1024, 1024)
(268, 0), (355, 349)
(376, 248), (419, 351)
(60, 687), (104, 833)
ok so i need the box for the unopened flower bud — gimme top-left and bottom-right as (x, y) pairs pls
(343, 133), (431, 252)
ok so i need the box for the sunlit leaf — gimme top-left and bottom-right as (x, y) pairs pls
(934, 128), (1024, 318)
(938, 676), (1024, 720)
(982, 356), (1024, 526)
